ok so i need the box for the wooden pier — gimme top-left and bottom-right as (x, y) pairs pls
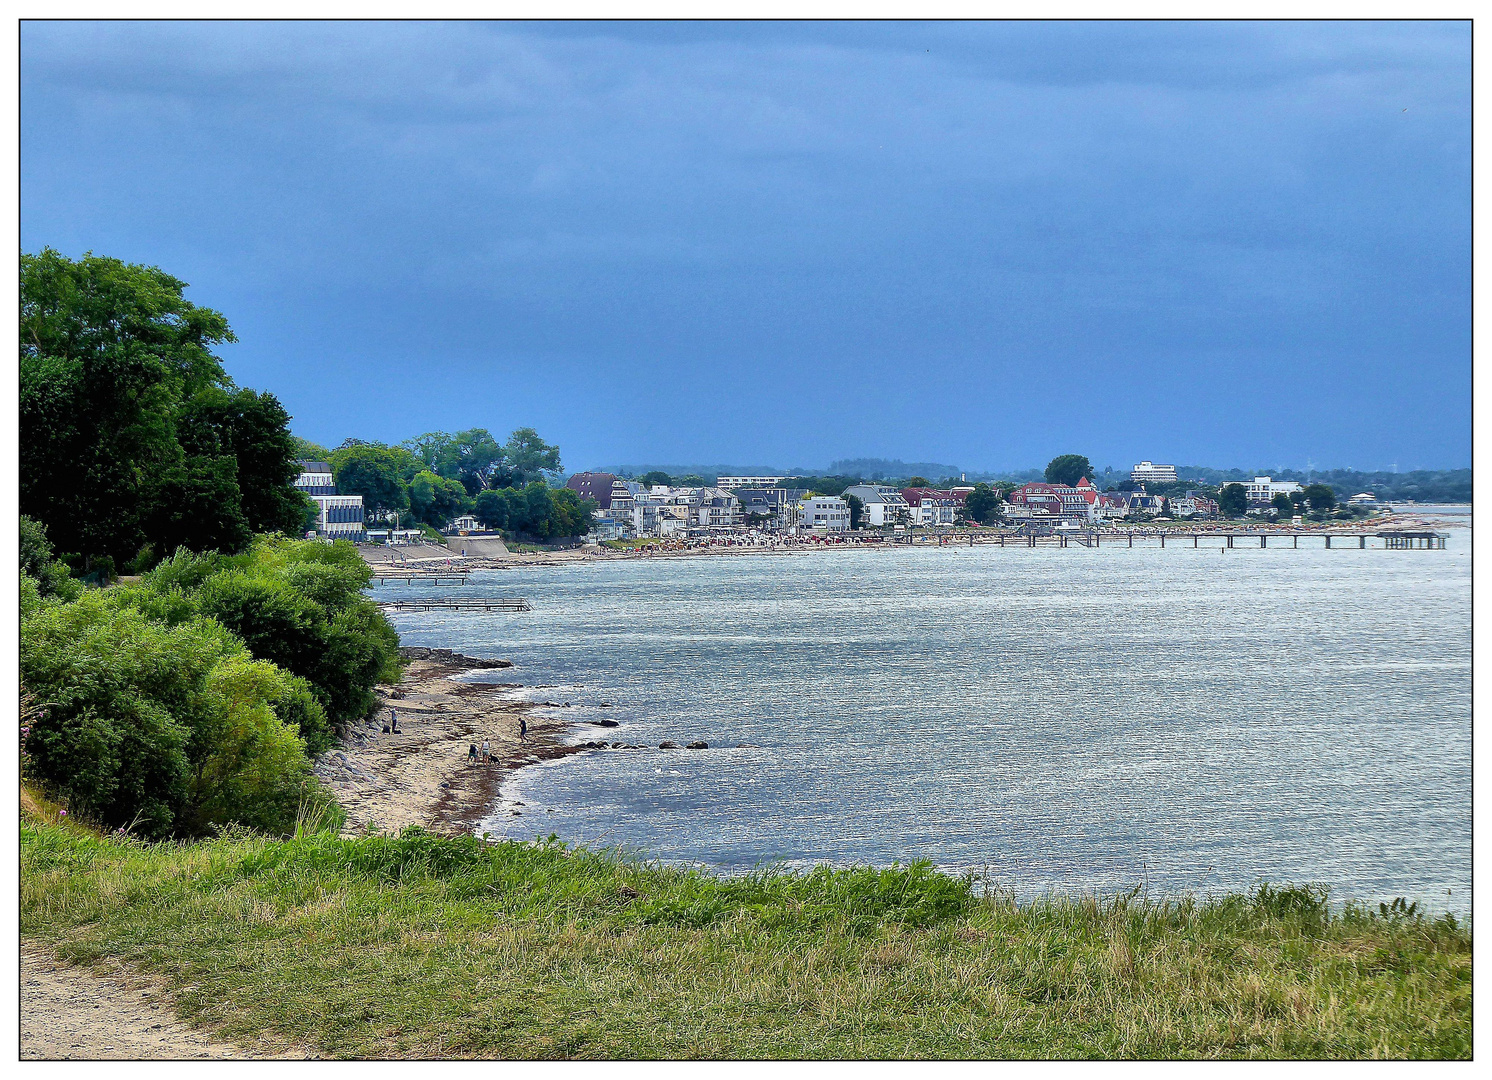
(379, 597), (531, 613)
(970, 529), (1448, 550)
(369, 573), (469, 586)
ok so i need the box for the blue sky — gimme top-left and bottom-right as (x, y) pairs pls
(21, 20), (1470, 473)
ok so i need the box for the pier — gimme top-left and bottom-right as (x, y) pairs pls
(379, 597), (531, 613)
(369, 573), (470, 586)
(968, 529), (1448, 550)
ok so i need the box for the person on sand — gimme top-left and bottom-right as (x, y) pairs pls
(390, 707), (399, 733)
(467, 742), (478, 764)
(519, 717), (528, 741)
(481, 737), (490, 763)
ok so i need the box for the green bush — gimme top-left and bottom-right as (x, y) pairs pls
(19, 514), (82, 601)
(20, 586), (334, 838)
(137, 538), (400, 733)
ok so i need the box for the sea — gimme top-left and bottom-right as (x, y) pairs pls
(376, 526), (1471, 912)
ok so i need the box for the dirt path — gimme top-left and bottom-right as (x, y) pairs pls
(20, 943), (263, 1060)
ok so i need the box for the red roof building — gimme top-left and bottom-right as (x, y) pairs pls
(566, 472), (617, 509)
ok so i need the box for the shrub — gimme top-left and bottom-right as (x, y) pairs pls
(20, 589), (328, 838)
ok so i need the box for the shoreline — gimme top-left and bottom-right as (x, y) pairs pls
(313, 651), (648, 838)
(362, 510), (1467, 572)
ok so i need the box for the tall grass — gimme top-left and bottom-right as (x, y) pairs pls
(20, 819), (1470, 1059)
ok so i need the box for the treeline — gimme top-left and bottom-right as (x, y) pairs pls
(22, 524), (399, 838)
(303, 429), (593, 540)
(1174, 467), (1470, 504)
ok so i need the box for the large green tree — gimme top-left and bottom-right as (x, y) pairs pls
(329, 443), (415, 520)
(1302, 483), (1336, 512)
(1044, 455), (1093, 487)
(1218, 483), (1249, 518)
(408, 469), (471, 528)
(964, 483), (1001, 524)
(20, 249), (304, 568)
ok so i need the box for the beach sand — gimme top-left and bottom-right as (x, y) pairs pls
(313, 656), (613, 837)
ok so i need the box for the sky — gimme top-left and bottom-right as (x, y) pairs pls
(20, 20), (1471, 474)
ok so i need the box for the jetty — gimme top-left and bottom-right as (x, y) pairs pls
(378, 597), (531, 613)
(369, 572), (470, 586)
(963, 529), (1449, 550)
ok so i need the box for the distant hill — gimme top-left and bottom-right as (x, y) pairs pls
(828, 458), (963, 480)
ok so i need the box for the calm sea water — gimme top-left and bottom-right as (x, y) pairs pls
(376, 529), (1471, 911)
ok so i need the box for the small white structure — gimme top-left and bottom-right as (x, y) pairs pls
(448, 514), (480, 533)
(797, 496), (851, 532)
(1350, 492), (1377, 505)
(1130, 461), (1179, 484)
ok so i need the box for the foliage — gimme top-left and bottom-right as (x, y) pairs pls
(1218, 483), (1249, 518)
(476, 483), (593, 539)
(403, 429), (504, 495)
(20, 249), (304, 568)
(1044, 454), (1093, 487)
(408, 470), (471, 528)
(1173, 466), (1471, 504)
(20, 515), (83, 601)
(135, 538), (400, 734)
(903, 476), (930, 488)
(20, 822), (1472, 1059)
(488, 427), (563, 488)
(1272, 492), (1296, 517)
(845, 494), (865, 530)
(1303, 483), (1337, 511)
(19, 582), (335, 838)
(964, 483), (1001, 524)
(328, 443), (415, 519)
(639, 470), (672, 487)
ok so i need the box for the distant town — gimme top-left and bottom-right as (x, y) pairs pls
(293, 451), (1456, 546)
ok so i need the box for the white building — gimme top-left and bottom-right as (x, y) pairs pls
(448, 514), (480, 533)
(694, 488), (742, 528)
(718, 475), (794, 488)
(796, 496), (851, 532)
(841, 485), (910, 527)
(1130, 461), (1179, 484)
(295, 461), (365, 539)
(1235, 476), (1304, 507)
(1349, 492), (1377, 505)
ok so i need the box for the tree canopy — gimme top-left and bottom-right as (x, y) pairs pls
(20, 249), (305, 570)
(1218, 483), (1249, 517)
(965, 483), (1001, 524)
(1044, 455), (1093, 487)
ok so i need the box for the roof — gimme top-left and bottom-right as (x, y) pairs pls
(297, 460), (333, 473)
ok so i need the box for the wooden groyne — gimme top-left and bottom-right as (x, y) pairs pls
(369, 573), (470, 586)
(379, 597), (531, 613)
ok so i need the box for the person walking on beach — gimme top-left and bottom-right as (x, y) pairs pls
(467, 742), (478, 764)
(390, 708), (399, 733)
(481, 737), (491, 763)
(519, 717), (528, 741)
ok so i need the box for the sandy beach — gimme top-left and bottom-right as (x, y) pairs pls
(313, 650), (640, 837)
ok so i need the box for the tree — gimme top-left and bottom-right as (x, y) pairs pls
(408, 470), (470, 528)
(1159, 497), (1172, 518)
(1218, 483), (1249, 518)
(846, 494), (864, 530)
(502, 427), (562, 485)
(1271, 492), (1295, 517)
(904, 476), (930, 488)
(965, 483), (1000, 524)
(20, 250), (309, 568)
(329, 443), (412, 520)
(640, 471), (672, 487)
(1045, 455), (1093, 487)
(21, 249), (233, 567)
(178, 387), (310, 536)
(1303, 483), (1336, 512)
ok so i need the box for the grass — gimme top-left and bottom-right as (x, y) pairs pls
(20, 812), (1471, 1059)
